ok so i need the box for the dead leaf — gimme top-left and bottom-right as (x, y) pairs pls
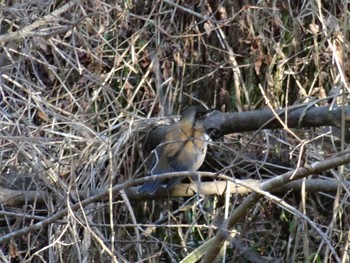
(173, 52), (184, 67)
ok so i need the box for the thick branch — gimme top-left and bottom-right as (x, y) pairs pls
(1, 150), (349, 245)
(127, 177), (349, 199)
(204, 104), (350, 138)
(1, 176), (349, 205)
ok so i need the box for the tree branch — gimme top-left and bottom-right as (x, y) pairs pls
(204, 104), (350, 138)
(1, 175), (349, 206)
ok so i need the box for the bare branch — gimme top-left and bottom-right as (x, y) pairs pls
(204, 104), (350, 138)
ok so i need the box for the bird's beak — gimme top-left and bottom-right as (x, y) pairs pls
(204, 109), (223, 139)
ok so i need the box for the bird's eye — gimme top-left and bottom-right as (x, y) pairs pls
(196, 112), (204, 119)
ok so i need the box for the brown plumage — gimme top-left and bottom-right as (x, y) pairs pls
(138, 106), (211, 194)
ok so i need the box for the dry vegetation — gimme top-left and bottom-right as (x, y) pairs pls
(0, 0), (349, 262)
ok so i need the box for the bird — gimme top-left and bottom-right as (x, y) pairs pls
(138, 105), (212, 194)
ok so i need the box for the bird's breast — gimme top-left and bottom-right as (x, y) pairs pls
(151, 125), (209, 173)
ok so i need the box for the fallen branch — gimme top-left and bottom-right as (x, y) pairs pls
(1, 175), (349, 206)
(204, 103), (350, 138)
(1, 150), (349, 246)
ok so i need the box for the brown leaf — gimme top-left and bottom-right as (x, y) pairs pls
(254, 56), (263, 76)
(173, 52), (184, 67)
(37, 109), (49, 122)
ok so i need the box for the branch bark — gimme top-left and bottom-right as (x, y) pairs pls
(145, 104), (350, 147)
(1, 176), (349, 206)
(1, 151), (349, 247)
(204, 104), (350, 138)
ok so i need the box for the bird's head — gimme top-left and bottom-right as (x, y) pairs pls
(179, 105), (213, 133)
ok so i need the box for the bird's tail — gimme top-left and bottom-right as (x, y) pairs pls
(165, 177), (184, 190)
(137, 180), (163, 194)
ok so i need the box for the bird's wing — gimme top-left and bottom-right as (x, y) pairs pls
(151, 125), (208, 174)
(163, 128), (206, 172)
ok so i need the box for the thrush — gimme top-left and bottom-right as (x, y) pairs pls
(138, 105), (212, 194)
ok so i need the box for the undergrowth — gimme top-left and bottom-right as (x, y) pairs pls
(0, 0), (349, 262)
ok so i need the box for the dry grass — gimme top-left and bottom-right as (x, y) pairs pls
(0, 0), (349, 262)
